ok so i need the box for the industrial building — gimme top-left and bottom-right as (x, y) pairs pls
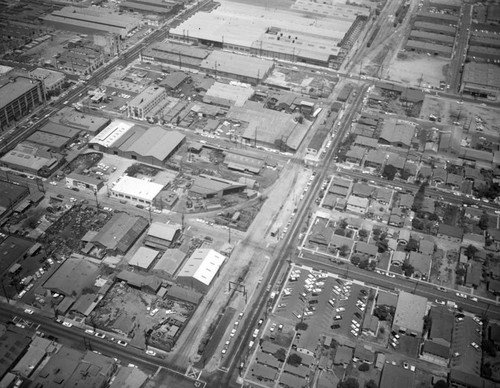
(89, 121), (185, 166)
(144, 222), (182, 250)
(167, 0), (365, 67)
(57, 43), (105, 76)
(29, 68), (66, 93)
(120, 0), (184, 16)
(111, 176), (165, 206)
(405, 40), (453, 57)
(189, 174), (247, 199)
(42, 6), (140, 39)
(408, 30), (455, 46)
(128, 246), (159, 270)
(0, 142), (63, 176)
(461, 62), (500, 99)
(43, 257), (100, 297)
(65, 173), (104, 193)
(415, 10), (459, 25)
(127, 85), (167, 120)
(91, 213), (149, 255)
(0, 76), (45, 130)
(176, 248), (226, 293)
(412, 21), (456, 36)
(49, 107), (110, 134)
(140, 41), (211, 70)
(199, 51), (275, 85)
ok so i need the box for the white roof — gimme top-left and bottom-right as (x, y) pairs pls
(148, 222), (181, 242)
(90, 119), (134, 148)
(112, 176), (164, 201)
(129, 247), (159, 269)
(177, 248), (225, 287)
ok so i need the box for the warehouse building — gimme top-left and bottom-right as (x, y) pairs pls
(42, 6), (140, 39)
(176, 248), (226, 293)
(412, 21), (456, 36)
(393, 291), (428, 336)
(26, 131), (71, 152)
(120, 0), (183, 16)
(92, 213), (149, 255)
(49, 107), (110, 135)
(415, 11), (459, 25)
(111, 176), (165, 206)
(0, 76), (45, 130)
(189, 174), (247, 199)
(408, 30), (455, 46)
(461, 62), (500, 99)
(405, 40), (452, 57)
(43, 257), (100, 297)
(127, 85), (167, 121)
(140, 41), (210, 70)
(199, 51), (275, 85)
(167, 0), (356, 67)
(144, 222), (181, 250)
(467, 45), (500, 63)
(128, 246), (159, 271)
(89, 121), (185, 166)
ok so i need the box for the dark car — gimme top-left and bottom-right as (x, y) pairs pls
(330, 324), (341, 330)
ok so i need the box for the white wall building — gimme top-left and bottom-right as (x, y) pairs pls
(111, 176), (164, 206)
(176, 248), (226, 293)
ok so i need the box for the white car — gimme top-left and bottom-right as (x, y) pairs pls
(85, 329), (95, 334)
(117, 340), (128, 347)
(435, 299), (445, 305)
(94, 332), (106, 339)
(386, 272), (396, 278)
(50, 181), (57, 186)
(456, 292), (468, 299)
(24, 308), (34, 315)
(62, 321), (73, 327)
(145, 350), (156, 356)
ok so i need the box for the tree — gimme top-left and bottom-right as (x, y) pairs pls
(377, 239), (389, 253)
(338, 219), (348, 229)
(339, 244), (350, 257)
(338, 377), (360, 388)
(402, 262), (414, 277)
(274, 348), (287, 362)
(478, 213), (489, 230)
(287, 353), (302, 367)
(412, 218), (424, 230)
(372, 228), (381, 237)
(358, 363), (370, 372)
(365, 380), (378, 388)
(404, 239), (419, 252)
(482, 339), (496, 357)
(351, 256), (361, 266)
(295, 322), (308, 331)
(464, 245), (478, 259)
(382, 164), (398, 181)
(358, 229), (369, 239)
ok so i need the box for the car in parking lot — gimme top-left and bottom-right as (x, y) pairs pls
(117, 340), (128, 347)
(435, 299), (445, 305)
(85, 329), (94, 334)
(333, 315), (343, 321)
(471, 342), (481, 351)
(336, 307), (345, 313)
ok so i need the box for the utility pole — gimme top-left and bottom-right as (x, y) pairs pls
(94, 189), (99, 209)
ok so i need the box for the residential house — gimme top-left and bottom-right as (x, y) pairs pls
(386, 152), (407, 171)
(354, 135), (378, 150)
(462, 233), (485, 249)
(333, 345), (353, 366)
(364, 149), (386, 169)
(353, 345), (375, 364)
(354, 242), (378, 259)
(421, 341), (449, 366)
(398, 193), (414, 210)
(432, 167), (447, 184)
(446, 173), (463, 190)
(465, 261), (482, 288)
(420, 197), (435, 215)
(345, 146), (365, 164)
(397, 229), (411, 245)
(378, 119), (415, 149)
(374, 188), (392, 204)
(362, 315), (379, 336)
(389, 210), (404, 228)
(346, 196), (369, 214)
(464, 167), (482, 182)
(408, 252), (432, 278)
(351, 183), (374, 198)
(417, 165), (433, 180)
(392, 251), (407, 265)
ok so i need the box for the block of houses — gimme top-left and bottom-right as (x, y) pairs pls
(437, 224), (463, 243)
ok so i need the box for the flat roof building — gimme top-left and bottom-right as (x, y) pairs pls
(0, 76), (45, 130)
(152, 249), (186, 278)
(393, 291), (428, 336)
(176, 248), (226, 293)
(120, 0), (183, 16)
(405, 40), (453, 57)
(200, 51), (274, 85)
(49, 107), (110, 134)
(66, 173), (104, 193)
(129, 246), (159, 270)
(127, 85), (167, 121)
(42, 6), (140, 38)
(189, 174), (247, 199)
(111, 176), (165, 206)
(0, 142), (62, 176)
(144, 222), (182, 250)
(43, 257), (100, 297)
(413, 21), (456, 35)
(29, 68), (66, 92)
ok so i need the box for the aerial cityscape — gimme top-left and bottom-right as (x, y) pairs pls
(0, 0), (499, 387)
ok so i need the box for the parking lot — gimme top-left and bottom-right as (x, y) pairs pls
(274, 267), (370, 341)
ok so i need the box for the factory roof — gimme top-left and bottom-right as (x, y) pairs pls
(153, 249), (186, 277)
(39, 122), (80, 138)
(92, 213), (149, 253)
(409, 30), (455, 44)
(46, 6), (139, 29)
(112, 176), (165, 202)
(379, 119), (415, 147)
(90, 119), (135, 148)
(43, 257), (99, 297)
(405, 39), (453, 55)
(0, 142), (59, 172)
(26, 131), (69, 149)
(121, 126), (185, 161)
(463, 62), (500, 90)
(50, 107), (110, 134)
(177, 248), (226, 287)
(204, 82), (254, 107)
(413, 21), (456, 34)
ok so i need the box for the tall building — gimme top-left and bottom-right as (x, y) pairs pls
(0, 76), (45, 131)
(126, 85), (167, 120)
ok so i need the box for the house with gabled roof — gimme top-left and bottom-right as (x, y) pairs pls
(351, 183), (374, 198)
(446, 173), (463, 190)
(398, 193), (414, 210)
(346, 146), (365, 164)
(432, 167), (447, 184)
(437, 224), (463, 243)
(364, 149), (386, 169)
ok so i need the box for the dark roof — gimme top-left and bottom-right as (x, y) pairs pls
(93, 214), (148, 254)
(429, 306), (453, 344)
(423, 341), (449, 359)
(0, 330), (31, 379)
(438, 224), (463, 239)
(380, 364), (415, 388)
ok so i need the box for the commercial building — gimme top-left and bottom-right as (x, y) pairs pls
(200, 51), (274, 85)
(176, 248), (226, 293)
(0, 142), (62, 176)
(144, 222), (181, 250)
(393, 291), (428, 336)
(405, 40), (453, 57)
(152, 249), (186, 278)
(413, 21), (456, 36)
(379, 364), (415, 388)
(0, 76), (45, 130)
(111, 176), (165, 206)
(57, 44), (105, 76)
(29, 68), (66, 93)
(66, 173), (104, 193)
(42, 6), (140, 39)
(409, 30), (455, 46)
(127, 85), (167, 120)
(379, 119), (415, 149)
(461, 62), (500, 99)
(25, 131), (71, 152)
(0, 330), (31, 380)
(91, 213), (149, 255)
